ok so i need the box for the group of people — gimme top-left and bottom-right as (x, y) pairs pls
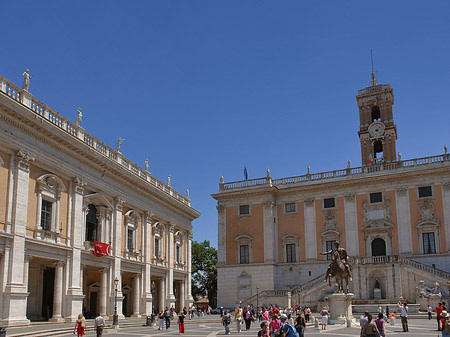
(435, 302), (450, 336)
(157, 306), (187, 334)
(359, 310), (387, 337)
(222, 304), (310, 336)
(73, 313), (105, 337)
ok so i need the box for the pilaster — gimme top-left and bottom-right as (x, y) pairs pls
(395, 187), (413, 254)
(304, 198), (317, 260)
(166, 223), (176, 306)
(344, 193), (358, 256)
(442, 182), (450, 252)
(217, 204), (226, 265)
(263, 200), (276, 263)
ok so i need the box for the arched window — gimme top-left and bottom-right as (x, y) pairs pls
(374, 140), (383, 159)
(371, 106), (381, 122)
(371, 238), (386, 256)
(86, 204), (98, 242)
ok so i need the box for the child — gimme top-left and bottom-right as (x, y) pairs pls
(178, 311), (185, 334)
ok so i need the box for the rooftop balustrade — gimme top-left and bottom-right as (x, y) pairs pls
(220, 153), (449, 192)
(0, 76), (191, 207)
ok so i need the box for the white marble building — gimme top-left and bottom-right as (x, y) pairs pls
(0, 75), (200, 326)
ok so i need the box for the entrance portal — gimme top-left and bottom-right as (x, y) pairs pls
(372, 238), (387, 256)
(42, 267), (55, 320)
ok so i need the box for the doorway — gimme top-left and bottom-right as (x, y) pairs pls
(372, 238), (387, 256)
(42, 267), (55, 320)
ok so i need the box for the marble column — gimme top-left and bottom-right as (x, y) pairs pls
(443, 183), (450, 252)
(395, 187), (413, 254)
(217, 204), (226, 265)
(66, 178), (86, 322)
(159, 278), (166, 311)
(167, 224), (176, 307)
(142, 212), (153, 315)
(132, 275), (141, 317)
(179, 281), (185, 310)
(50, 261), (65, 322)
(187, 231), (194, 304)
(304, 198), (317, 260)
(3, 151), (34, 326)
(100, 268), (108, 316)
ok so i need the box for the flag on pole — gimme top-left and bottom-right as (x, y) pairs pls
(368, 149), (373, 165)
(244, 165), (248, 180)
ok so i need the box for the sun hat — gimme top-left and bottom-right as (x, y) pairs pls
(441, 311), (448, 318)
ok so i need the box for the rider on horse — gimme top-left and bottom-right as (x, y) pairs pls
(320, 242), (352, 283)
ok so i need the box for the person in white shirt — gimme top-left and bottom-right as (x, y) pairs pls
(398, 302), (409, 332)
(94, 313), (105, 337)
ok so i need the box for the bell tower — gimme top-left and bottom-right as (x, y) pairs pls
(356, 70), (397, 165)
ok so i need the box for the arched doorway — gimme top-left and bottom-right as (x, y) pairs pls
(371, 238), (386, 256)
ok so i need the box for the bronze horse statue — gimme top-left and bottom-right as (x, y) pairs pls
(321, 242), (352, 293)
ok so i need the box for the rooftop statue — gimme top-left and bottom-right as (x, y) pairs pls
(320, 242), (353, 293)
(22, 69), (33, 91)
(116, 137), (125, 152)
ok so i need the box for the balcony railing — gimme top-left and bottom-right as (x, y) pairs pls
(220, 154), (449, 192)
(0, 76), (191, 207)
(357, 84), (391, 96)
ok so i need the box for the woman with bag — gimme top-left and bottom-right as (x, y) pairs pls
(235, 307), (243, 333)
(294, 312), (306, 337)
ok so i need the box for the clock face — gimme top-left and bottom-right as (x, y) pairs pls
(368, 122), (385, 138)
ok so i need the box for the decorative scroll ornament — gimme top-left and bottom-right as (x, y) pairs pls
(114, 197), (124, 211)
(396, 186), (408, 195)
(418, 200), (435, 222)
(344, 193), (355, 201)
(16, 150), (35, 172)
(73, 177), (87, 194)
(324, 211), (337, 229)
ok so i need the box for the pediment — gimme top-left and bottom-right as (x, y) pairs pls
(417, 219), (440, 228)
(84, 192), (114, 209)
(322, 228), (340, 236)
(361, 220), (394, 231)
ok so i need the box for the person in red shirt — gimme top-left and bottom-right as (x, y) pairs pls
(437, 303), (443, 331)
(273, 306), (280, 316)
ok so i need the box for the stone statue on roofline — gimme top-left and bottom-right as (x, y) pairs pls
(76, 108), (83, 126)
(22, 69), (33, 91)
(116, 137), (125, 152)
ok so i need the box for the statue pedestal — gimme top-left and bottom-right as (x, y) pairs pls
(328, 293), (354, 324)
(374, 288), (382, 299)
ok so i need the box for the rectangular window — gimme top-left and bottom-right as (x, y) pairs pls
(239, 205), (250, 215)
(370, 192), (383, 203)
(285, 203), (296, 214)
(323, 198), (335, 209)
(286, 244), (296, 263)
(40, 200), (52, 231)
(127, 228), (134, 251)
(326, 240), (335, 260)
(418, 186), (432, 198)
(176, 245), (181, 263)
(154, 238), (160, 258)
(423, 233), (436, 254)
(239, 245), (249, 264)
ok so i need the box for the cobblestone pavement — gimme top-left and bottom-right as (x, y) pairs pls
(46, 318), (439, 337)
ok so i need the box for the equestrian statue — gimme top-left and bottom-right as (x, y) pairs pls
(320, 242), (352, 293)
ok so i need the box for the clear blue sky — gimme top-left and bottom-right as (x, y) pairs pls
(1, 1), (449, 247)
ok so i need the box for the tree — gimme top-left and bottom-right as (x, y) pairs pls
(191, 240), (217, 307)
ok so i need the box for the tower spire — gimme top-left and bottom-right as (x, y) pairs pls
(370, 50), (377, 86)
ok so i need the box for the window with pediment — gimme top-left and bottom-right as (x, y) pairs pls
(152, 222), (164, 261)
(417, 200), (441, 254)
(125, 210), (140, 253)
(281, 234), (299, 263)
(235, 235), (252, 264)
(36, 174), (66, 238)
(174, 231), (184, 265)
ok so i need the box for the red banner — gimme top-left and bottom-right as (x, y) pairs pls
(93, 241), (110, 257)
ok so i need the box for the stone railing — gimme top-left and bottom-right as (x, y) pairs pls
(292, 273), (326, 296)
(242, 289), (290, 306)
(220, 154), (449, 192)
(400, 257), (450, 280)
(0, 76), (190, 207)
(357, 84), (391, 96)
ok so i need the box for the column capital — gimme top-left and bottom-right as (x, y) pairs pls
(114, 197), (125, 211)
(16, 150), (35, 172)
(144, 211), (154, 222)
(344, 193), (355, 201)
(216, 204), (225, 212)
(25, 255), (33, 262)
(443, 181), (450, 190)
(396, 186), (408, 195)
(304, 198), (315, 207)
(188, 231), (193, 240)
(168, 222), (176, 233)
(73, 177), (87, 194)
(53, 260), (65, 268)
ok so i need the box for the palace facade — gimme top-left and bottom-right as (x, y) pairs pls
(212, 77), (450, 309)
(0, 75), (200, 326)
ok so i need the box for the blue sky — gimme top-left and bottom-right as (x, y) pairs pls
(1, 1), (449, 247)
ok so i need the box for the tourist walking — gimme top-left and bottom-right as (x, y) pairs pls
(374, 312), (386, 337)
(74, 314), (86, 337)
(441, 311), (450, 337)
(320, 307), (329, 330)
(94, 313), (105, 337)
(279, 314), (298, 337)
(165, 306), (172, 329)
(398, 301), (409, 332)
(222, 309), (232, 335)
(158, 310), (164, 330)
(258, 321), (271, 336)
(361, 314), (381, 337)
(178, 311), (185, 334)
(235, 307), (243, 332)
(244, 307), (254, 330)
(360, 311), (369, 337)
(294, 311), (306, 337)
(269, 314), (281, 335)
(437, 302), (444, 330)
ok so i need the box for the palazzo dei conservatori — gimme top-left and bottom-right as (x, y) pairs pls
(212, 74), (450, 311)
(0, 74), (200, 326)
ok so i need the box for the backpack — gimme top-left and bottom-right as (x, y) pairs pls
(282, 323), (298, 337)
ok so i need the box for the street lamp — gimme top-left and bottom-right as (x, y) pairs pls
(256, 286), (259, 315)
(113, 277), (119, 326)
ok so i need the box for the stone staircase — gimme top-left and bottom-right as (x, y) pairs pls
(241, 256), (450, 311)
